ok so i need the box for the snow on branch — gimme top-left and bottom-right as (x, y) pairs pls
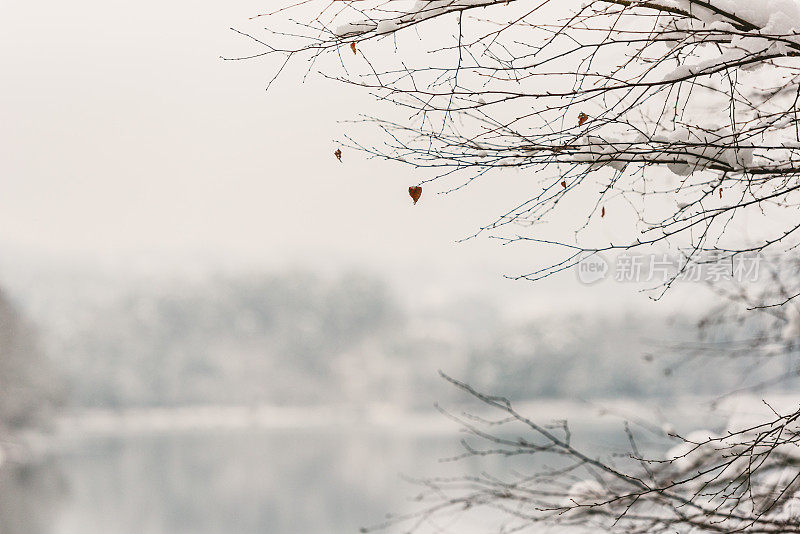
(230, 0), (800, 287)
(355, 372), (800, 533)
(227, 3), (800, 532)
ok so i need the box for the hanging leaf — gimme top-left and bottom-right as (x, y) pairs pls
(409, 186), (422, 205)
(350, 42), (356, 55)
(334, 148), (342, 162)
(719, 188), (723, 198)
(561, 180), (567, 189)
(601, 206), (605, 217)
(578, 112), (588, 126)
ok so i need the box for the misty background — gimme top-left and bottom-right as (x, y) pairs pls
(0, 1), (761, 533)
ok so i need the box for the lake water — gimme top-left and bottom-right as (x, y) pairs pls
(0, 401), (712, 534)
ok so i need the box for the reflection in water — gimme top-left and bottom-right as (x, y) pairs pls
(46, 429), (470, 534)
(0, 417), (678, 534)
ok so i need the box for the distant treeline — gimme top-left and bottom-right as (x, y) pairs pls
(10, 272), (793, 409)
(0, 290), (59, 430)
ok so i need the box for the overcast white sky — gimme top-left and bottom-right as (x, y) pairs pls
(0, 0), (711, 314)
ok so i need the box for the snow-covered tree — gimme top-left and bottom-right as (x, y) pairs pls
(0, 289), (56, 432)
(233, 1), (800, 531)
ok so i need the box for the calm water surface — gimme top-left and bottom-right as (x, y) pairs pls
(0, 404), (707, 534)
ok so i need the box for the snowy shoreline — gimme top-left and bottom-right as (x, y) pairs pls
(48, 395), (739, 439)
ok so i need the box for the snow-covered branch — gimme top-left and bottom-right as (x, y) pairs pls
(232, 1), (800, 285)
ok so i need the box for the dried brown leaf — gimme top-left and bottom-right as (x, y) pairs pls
(409, 186), (422, 205)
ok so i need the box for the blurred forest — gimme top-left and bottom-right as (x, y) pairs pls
(1, 270), (791, 412)
(0, 289), (58, 431)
